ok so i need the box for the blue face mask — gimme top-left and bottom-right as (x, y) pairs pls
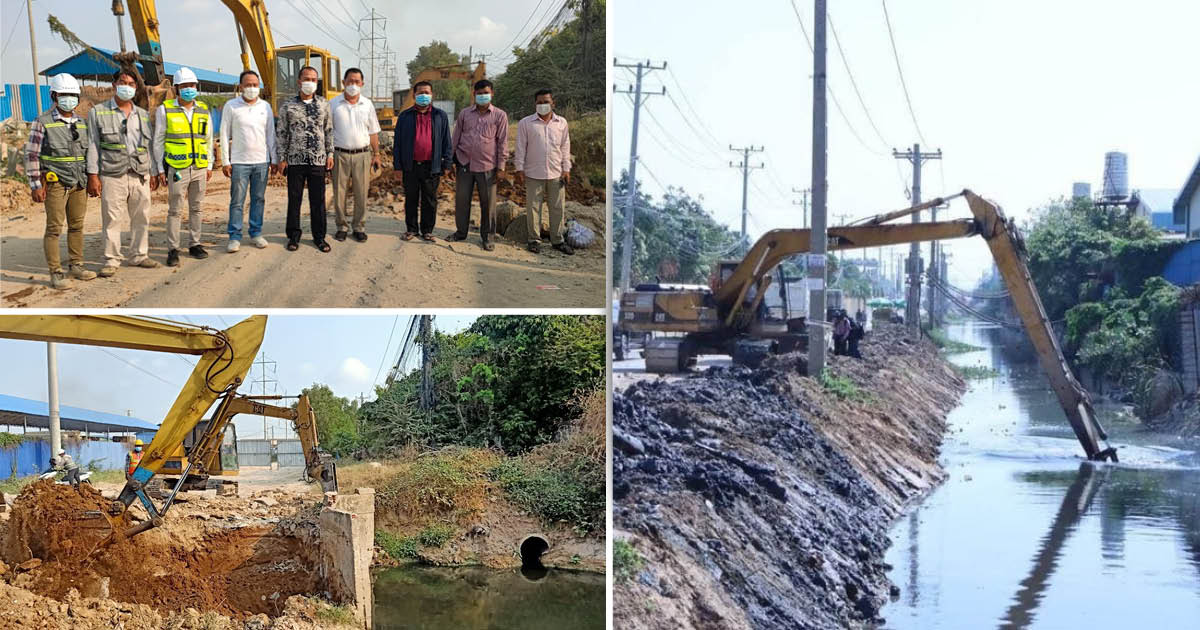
(115, 85), (137, 102)
(179, 87), (198, 102)
(475, 93), (491, 106)
(415, 93), (432, 107)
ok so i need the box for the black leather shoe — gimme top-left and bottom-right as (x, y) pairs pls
(446, 233), (467, 242)
(335, 230), (348, 241)
(353, 231), (368, 242)
(166, 249), (180, 267)
(481, 240), (495, 252)
(188, 244), (208, 259)
(527, 241), (540, 254)
(553, 242), (575, 256)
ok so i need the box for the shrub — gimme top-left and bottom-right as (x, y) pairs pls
(418, 523), (455, 548)
(820, 368), (868, 401)
(613, 540), (644, 583)
(375, 529), (418, 559)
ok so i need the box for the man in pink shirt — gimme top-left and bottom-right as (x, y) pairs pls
(449, 80), (508, 251)
(515, 89), (573, 255)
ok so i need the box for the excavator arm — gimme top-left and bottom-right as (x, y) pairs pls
(0, 315), (267, 537)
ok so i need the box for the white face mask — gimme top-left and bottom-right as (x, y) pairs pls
(536, 103), (552, 116)
(57, 96), (79, 112)
(344, 84), (361, 97)
(300, 81), (317, 96)
(242, 86), (260, 101)
(115, 85), (137, 102)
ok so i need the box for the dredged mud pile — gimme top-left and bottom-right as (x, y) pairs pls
(613, 325), (965, 629)
(0, 481), (329, 624)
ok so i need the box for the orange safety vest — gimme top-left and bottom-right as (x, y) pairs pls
(126, 450), (143, 475)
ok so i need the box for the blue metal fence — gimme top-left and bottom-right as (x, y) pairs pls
(0, 84), (50, 122)
(0, 438), (130, 477)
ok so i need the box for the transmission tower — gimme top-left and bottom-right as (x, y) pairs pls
(252, 353), (279, 439)
(357, 9), (388, 100)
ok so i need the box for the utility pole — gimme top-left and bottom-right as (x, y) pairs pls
(893, 143), (941, 332)
(928, 200), (949, 327)
(833, 212), (851, 269)
(808, 0), (829, 376)
(792, 187), (810, 229)
(27, 0), (41, 111)
(729, 145), (764, 253)
(46, 343), (61, 455)
(112, 0), (128, 53)
(419, 315), (434, 411)
(613, 59), (666, 291)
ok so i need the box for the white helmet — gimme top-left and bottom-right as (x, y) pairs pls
(49, 73), (81, 95)
(57, 448), (66, 455)
(172, 67), (198, 86)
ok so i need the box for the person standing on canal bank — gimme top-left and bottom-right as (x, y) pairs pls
(154, 67), (213, 267)
(220, 69), (277, 253)
(393, 80), (452, 242)
(329, 67), (381, 243)
(515, 88), (573, 256)
(24, 73), (97, 289)
(276, 65), (334, 252)
(89, 68), (159, 277)
(449, 80), (508, 251)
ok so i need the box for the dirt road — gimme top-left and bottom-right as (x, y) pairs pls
(1, 177), (605, 308)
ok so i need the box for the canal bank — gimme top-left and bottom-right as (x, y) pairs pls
(883, 321), (1200, 629)
(612, 325), (967, 629)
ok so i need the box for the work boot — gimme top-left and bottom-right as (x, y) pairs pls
(189, 244), (209, 259)
(98, 265), (118, 278)
(69, 265), (97, 280)
(48, 271), (71, 290)
(166, 249), (180, 267)
(134, 257), (161, 268)
(553, 242), (575, 256)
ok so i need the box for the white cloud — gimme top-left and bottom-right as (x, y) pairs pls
(455, 16), (508, 49)
(328, 357), (372, 398)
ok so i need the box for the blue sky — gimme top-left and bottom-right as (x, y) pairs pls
(0, 314), (474, 439)
(1, 0), (551, 96)
(611, 0), (1200, 285)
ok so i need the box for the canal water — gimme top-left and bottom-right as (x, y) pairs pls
(883, 321), (1200, 629)
(372, 565), (605, 629)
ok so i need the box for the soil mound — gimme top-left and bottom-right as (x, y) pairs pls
(2, 480), (129, 566)
(613, 325), (966, 629)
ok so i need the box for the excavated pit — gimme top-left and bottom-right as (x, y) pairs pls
(1, 481), (325, 619)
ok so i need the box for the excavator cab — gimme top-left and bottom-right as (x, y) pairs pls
(274, 45), (341, 109)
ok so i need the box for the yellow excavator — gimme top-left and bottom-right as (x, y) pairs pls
(122, 0), (344, 111)
(618, 189), (1119, 462)
(0, 315), (338, 541)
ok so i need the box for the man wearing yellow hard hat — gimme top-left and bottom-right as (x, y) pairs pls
(24, 73), (97, 289)
(126, 439), (145, 479)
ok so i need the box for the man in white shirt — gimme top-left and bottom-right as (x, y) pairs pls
(515, 88), (573, 256)
(219, 69), (277, 252)
(153, 67), (214, 267)
(329, 67), (381, 243)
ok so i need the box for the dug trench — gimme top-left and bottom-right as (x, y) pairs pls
(0, 481), (346, 629)
(612, 325), (967, 629)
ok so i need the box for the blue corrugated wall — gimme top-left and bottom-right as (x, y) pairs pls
(0, 83), (51, 122)
(0, 439), (130, 477)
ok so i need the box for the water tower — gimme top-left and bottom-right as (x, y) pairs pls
(1101, 152), (1129, 199)
(1072, 182), (1091, 199)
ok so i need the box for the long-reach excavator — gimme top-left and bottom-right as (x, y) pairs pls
(617, 190), (1119, 462)
(0, 315), (338, 541)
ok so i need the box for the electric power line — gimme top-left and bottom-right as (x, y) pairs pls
(99, 349), (177, 387)
(880, 0), (928, 145)
(490, 0), (547, 58)
(1, 2), (26, 57)
(374, 315), (400, 385)
(828, 13), (891, 150)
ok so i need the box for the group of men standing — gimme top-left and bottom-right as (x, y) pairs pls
(26, 65), (575, 290)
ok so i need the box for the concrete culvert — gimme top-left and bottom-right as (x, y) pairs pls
(520, 535), (550, 569)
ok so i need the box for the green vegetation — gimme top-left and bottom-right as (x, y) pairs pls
(194, 94), (230, 113)
(375, 529), (419, 560)
(613, 540), (645, 583)
(0, 474), (35, 495)
(405, 41), (474, 112)
(418, 523), (455, 548)
(613, 172), (743, 286)
(312, 601), (358, 627)
(952, 364), (1000, 380)
(928, 328), (984, 354)
(0, 432), (27, 448)
(820, 369), (869, 402)
(1024, 196), (1182, 413)
(304, 383), (362, 457)
(375, 447), (500, 522)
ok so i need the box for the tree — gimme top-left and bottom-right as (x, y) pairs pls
(405, 40), (473, 111)
(302, 384), (360, 456)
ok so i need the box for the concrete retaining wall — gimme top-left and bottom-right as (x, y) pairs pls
(321, 487), (375, 628)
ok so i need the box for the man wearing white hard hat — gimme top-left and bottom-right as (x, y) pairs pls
(88, 68), (158, 277)
(153, 67), (214, 266)
(24, 72), (97, 289)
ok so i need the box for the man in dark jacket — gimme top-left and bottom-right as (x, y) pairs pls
(392, 81), (453, 241)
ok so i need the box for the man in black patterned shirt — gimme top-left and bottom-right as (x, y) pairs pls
(275, 65), (334, 252)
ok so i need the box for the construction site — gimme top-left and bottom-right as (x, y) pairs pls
(0, 0), (607, 308)
(0, 313), (607, 629)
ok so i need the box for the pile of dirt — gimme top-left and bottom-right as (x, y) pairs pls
(0, 177), (32, 216)
(612, 324), (966, 629)
(1, 481), (327, 620)
(366, 157), (606, 206)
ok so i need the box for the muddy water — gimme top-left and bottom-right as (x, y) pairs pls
(371, 566), (605, 629)
(883, 321), (1200, 629)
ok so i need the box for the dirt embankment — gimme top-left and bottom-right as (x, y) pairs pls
(612, 325), (966, 629)
(0, 481), (350, 629)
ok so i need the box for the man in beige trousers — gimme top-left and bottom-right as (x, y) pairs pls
(329, 67), (380, 242)
(153, 67), (213, 266)
(88, 68), (159, 276)
(515, 89), (573, 255)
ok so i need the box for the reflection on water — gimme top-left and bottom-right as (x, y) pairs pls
(372, 565), (605, 630)
(883, 322), (1200, 629)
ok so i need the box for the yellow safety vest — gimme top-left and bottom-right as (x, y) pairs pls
(162, 99), (210, 169)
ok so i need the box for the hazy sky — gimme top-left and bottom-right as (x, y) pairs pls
(611, 0), (1200, 285)
(1, 0), (552, 95)
(0, 314), (474, 440)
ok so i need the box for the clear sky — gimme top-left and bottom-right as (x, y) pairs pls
(0, 314), (474, 440)
(611, 0), (1200, 286)
(1, 0), (552, 97)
